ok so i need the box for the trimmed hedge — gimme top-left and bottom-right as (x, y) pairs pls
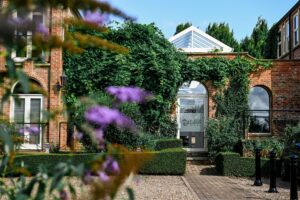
(215, 152), (281, 177)
(10, 148), (186, 176)
(154, 139), (182, 151)
(140, 148), (186, 175)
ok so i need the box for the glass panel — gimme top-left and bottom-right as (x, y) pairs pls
(15, 33), (27, 58)
(248, 87), (270, 133)
(29, 99), (41, 145)
(30, 99), (41, 123)
(178, 81), (207, 95)
(179, 98), (204, 148)
(14, 98), (25, 143)
(14, 98), (25, 123)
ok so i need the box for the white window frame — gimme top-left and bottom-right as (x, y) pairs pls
(10, 94), (43, 150)
(11, 9), (47, 62)
(176, 89), (208, 152)
(277, 29), (282, 58)
(293, 12), (299, 47)
(285, 21), (290, 53)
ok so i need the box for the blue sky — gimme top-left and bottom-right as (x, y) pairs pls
(109, 0), (298, 41)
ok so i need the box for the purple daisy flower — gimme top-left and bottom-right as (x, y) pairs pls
(103, 156), (120, 175)
(106, 86), (153, 104)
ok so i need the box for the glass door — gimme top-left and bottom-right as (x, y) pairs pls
(178, 98), (205, 149)
(13, 95), (43, 149)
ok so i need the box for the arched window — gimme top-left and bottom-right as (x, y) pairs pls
(248, 86), (271, 133)
(11, 80), (44, 149)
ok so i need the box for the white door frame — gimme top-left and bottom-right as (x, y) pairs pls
(10, 94), (43, 150)
(177, 94), (208, 152)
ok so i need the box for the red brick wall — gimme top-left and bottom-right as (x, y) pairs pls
(186, 53), (300, 137)
(0, 4), (68, 151)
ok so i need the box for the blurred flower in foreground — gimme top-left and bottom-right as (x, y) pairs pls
(84, 11), (106, 26)
(36, 23), (49, 36)
(103, 156), (120, 175)
(84, 105), (135, 130)
(106, 86), (153, 104)
(18, 126), (40, 135)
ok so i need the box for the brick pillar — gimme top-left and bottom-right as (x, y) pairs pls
(48, 8), (67, 148)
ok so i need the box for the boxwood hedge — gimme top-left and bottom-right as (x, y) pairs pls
(10, 148), (186, 176)
(215, 152), (281, 177)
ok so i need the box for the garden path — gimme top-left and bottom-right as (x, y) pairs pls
(184, 163), (292, 200)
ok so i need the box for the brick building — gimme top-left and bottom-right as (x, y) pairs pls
(277, 1), (300, 59)
(170, 26), (300, 152)
(0, 2), (68, 151)
(0, 2), (299, 153)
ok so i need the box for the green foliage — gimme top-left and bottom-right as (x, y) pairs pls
(264, 24), (278, 59)
(174, 22), (192, 35)
(242, 138), (284, 158)
(241, 17), (269, 58)
(206, 22), (240, 51)
(215, 152), (281, 177)
(206, 117), (240, 158)
(139, 148), (186, 175)
(154, 139), (182, 151)
(284, 122), (300, 147)
(64, 22), (184, 137)
(9, 149), (186, 176)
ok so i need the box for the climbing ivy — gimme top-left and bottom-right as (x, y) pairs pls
(64, 22), (272, 142)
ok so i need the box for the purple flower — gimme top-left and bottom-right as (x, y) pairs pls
(98, 171), (110, 182)
(36, 23), (49, 36)
(103, 157), (120, 175)
(7, 17), (30, 27)
(95, 129), (105, 149)
(106, 86), (153, 104)
(75, 132), (83, 140)
(84, 11), (106, 26)
(84, 106), (136, 130)
(18, 127), (25, 135)
(18, 126), (40, 135)
(28, 126), (40, 135)
(83, 171), (93, 185)
(59, 190), (68, 200)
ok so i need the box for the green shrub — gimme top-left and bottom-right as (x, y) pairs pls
(206, 117), (240, 158)
(154, 138), (182, 151)
(242, 138), (284, 158)
(140, 148), (186, 175)
(10, 148), (186, 176)
(215, 152), (281, 177)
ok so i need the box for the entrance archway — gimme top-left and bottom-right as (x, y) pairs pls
(177, 81), (208, 151)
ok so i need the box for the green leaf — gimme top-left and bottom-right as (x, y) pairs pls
(126, 187), (135, 200)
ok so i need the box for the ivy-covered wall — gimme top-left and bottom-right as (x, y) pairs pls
(64, 22), (300, 142)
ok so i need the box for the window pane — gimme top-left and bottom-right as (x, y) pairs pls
(14, 98), (25, 123)
(178, 81), (207, 95)
(30, 99), (41, 123)
(248, 87), (270, 133)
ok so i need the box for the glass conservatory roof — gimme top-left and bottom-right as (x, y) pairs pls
(169, 26), (233, 53)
